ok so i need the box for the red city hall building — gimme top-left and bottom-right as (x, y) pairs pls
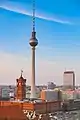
(0, 72), (61, 120)
(16, 71), (26, 101)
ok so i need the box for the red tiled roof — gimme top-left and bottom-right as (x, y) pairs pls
(0, 105), (27, 120)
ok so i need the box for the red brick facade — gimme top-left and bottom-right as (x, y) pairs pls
(16, 75), (26, 101)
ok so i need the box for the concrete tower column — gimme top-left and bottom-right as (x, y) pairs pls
(31, 46), (36, 98)
(29, 32), (38, 98)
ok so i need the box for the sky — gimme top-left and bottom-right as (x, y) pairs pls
(0, 0), (80, 85)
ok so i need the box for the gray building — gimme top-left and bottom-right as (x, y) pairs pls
(47, 82), (56, 89)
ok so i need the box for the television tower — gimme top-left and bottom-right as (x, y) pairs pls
(29, 0), (38, 98)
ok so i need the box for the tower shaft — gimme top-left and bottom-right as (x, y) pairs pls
(31, 47), (36, 98)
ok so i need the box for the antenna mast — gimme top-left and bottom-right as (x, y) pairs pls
(32, 0), (35, 32)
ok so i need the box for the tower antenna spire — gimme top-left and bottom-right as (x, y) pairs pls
(32, 0), (35, 32)
(29, 0), (38, 98)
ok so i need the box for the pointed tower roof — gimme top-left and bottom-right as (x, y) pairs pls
(16, 70), (26, 82)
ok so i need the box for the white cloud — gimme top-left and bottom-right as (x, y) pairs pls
(0, 51), (64, 85)
(0, 51), (80, 86)
(0, 3), (72, 25)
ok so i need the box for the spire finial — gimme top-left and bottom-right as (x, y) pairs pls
(32, 0), (35, 32)
(21, 70), (23, 77)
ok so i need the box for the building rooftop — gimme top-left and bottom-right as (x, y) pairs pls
(0, 105), (27, 120)
(12, 98), (44, 103)
(64, 71), (74, 74)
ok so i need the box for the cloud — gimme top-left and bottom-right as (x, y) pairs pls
(0, 50), (80, 86)
(0, 51), (64, 85)
(0, 3), (72, 25)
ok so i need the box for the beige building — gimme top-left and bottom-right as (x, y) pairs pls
(40, 89), (61, 101)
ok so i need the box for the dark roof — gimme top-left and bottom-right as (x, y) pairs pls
(16, 75), (26, 82)
(64, 71), (74, 74)
(0, 97), (10, 101)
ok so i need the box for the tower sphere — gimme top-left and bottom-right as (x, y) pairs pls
(29, 31), (38, 47)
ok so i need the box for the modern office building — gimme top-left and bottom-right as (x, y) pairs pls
(63, 71), (75, 90)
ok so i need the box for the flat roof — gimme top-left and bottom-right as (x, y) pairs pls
(64, 71), (74, 74)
